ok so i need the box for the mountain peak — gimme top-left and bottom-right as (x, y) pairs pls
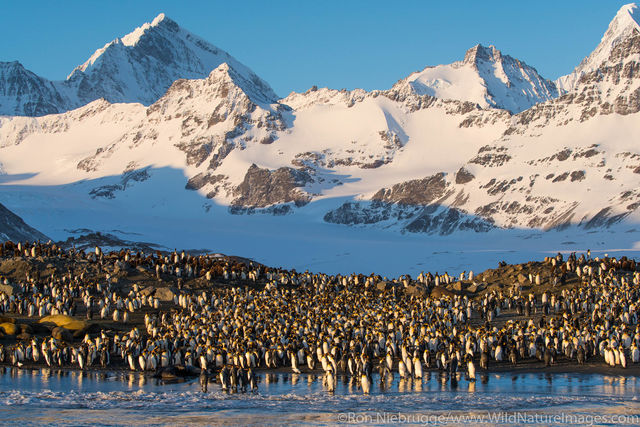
(463, 44), (502, 65)
(556, 3), (640, 92)
(393, 43), (558, 114)
(614, 3), (639, 32)
(152, 12), (167, 26)
(59, 14), (277, 108)
(120, 12), (178, 47)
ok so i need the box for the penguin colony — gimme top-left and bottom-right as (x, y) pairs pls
(0, 241), (639, 395)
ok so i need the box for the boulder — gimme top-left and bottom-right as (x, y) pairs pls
(452, 282), (464, 292)
(39, 314), (87, 331)
(467, 283), (486, 294)
(0, 315), (15, 324)
(430, 286), (455, 298)
(16, 332), (31, 341)
(39, 314), (75, 327)
(52, 326), (73, 342)
(376, 281), (392, 292)
(405, 284), (427, 298)
(140, 286), (155, 297)
(0, 322), (16, 335)
(517, 273), (528, 284)
(155, 287), (177, 302)
(0, 284), (15, 296)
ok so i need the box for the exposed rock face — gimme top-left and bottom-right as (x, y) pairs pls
(404, 206), (494, 234)
(0, 203), (49, 242)
(231, 164), (313, 210)
(324, 172), (495, 234)
(372, 173), (448, 205)
(323, 201), (493, 235)
(89, 168), (151, 199)
(0, 62), (68, 116)
(455, 167), (475, 184)
(185, 173), (226, 191)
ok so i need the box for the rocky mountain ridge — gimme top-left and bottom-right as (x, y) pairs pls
(0, 4), (639, 242)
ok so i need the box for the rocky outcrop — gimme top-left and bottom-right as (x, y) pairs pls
(372, 173), (449, 205)
(231, 164), (313, 210)
(89, 168), (151, 199)
(0, 202), (49, 242)
(324, 200), (493, 235)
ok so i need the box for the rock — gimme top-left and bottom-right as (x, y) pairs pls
(0, 258), (32, 280)
(231, 164), (312, 209)
(0, 284), (15, 296)
(140, 286), (155, 297)
(19, 323), (32, 334)
(0, 315), (15, 324)
(405, 284), (427, 298)
(467, 283), (487, 293)
(430, 286), (455, 298)
(39, 314), (87, 331)
(155, 287), (177, 302)
(52, 326), (73, 342)
(0, 322), (16, 335)
(136, 266), (148, 274)
(452, 282), (464, 292)
(16, 332), (31, 340)
(517, 273), (528, 284)
(376, 281), (392, 292)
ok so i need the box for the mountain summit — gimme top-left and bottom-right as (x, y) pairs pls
(64, 13), (277, 106)
(392, 44), (560, 114)
(0, 13), (277, 116)
(556, 3), (640, 92)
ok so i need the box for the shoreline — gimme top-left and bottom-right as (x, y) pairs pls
(2, 358), (639, 380)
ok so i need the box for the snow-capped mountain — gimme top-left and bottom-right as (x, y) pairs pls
(392, 44), (560, 114)
(0, 62), (68, 116)
(556, 3), (640, 92)
(0, 202), (49, 242)
(0, 13), (277, 117)
(0, 5), (639, 275)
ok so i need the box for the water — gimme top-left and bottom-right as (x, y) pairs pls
(1, 368), (640, 426)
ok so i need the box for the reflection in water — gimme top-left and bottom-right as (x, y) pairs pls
(0, 368), (639, 425)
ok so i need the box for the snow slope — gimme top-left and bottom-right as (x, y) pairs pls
(0, 5), (639, 276)
(392, 44), (560, 114)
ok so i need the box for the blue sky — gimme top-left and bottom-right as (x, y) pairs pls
(0, 1), (632, 97)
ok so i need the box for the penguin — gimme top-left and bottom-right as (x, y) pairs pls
(398, 359), (408, 379)
(360, 371), (371, 395)
(631, 343), (640, 363)
(291, 351), (301, 374)
(200, 369), (209, 393)
(480, 351), (489, 370)
(413, 355), (423, 379)
(466, 355), (476, 381)
(576, 346), (586, 365)
(219, 366), (230, 392)
(544, 347), (553, 367)
(248, 368), (258, 393)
